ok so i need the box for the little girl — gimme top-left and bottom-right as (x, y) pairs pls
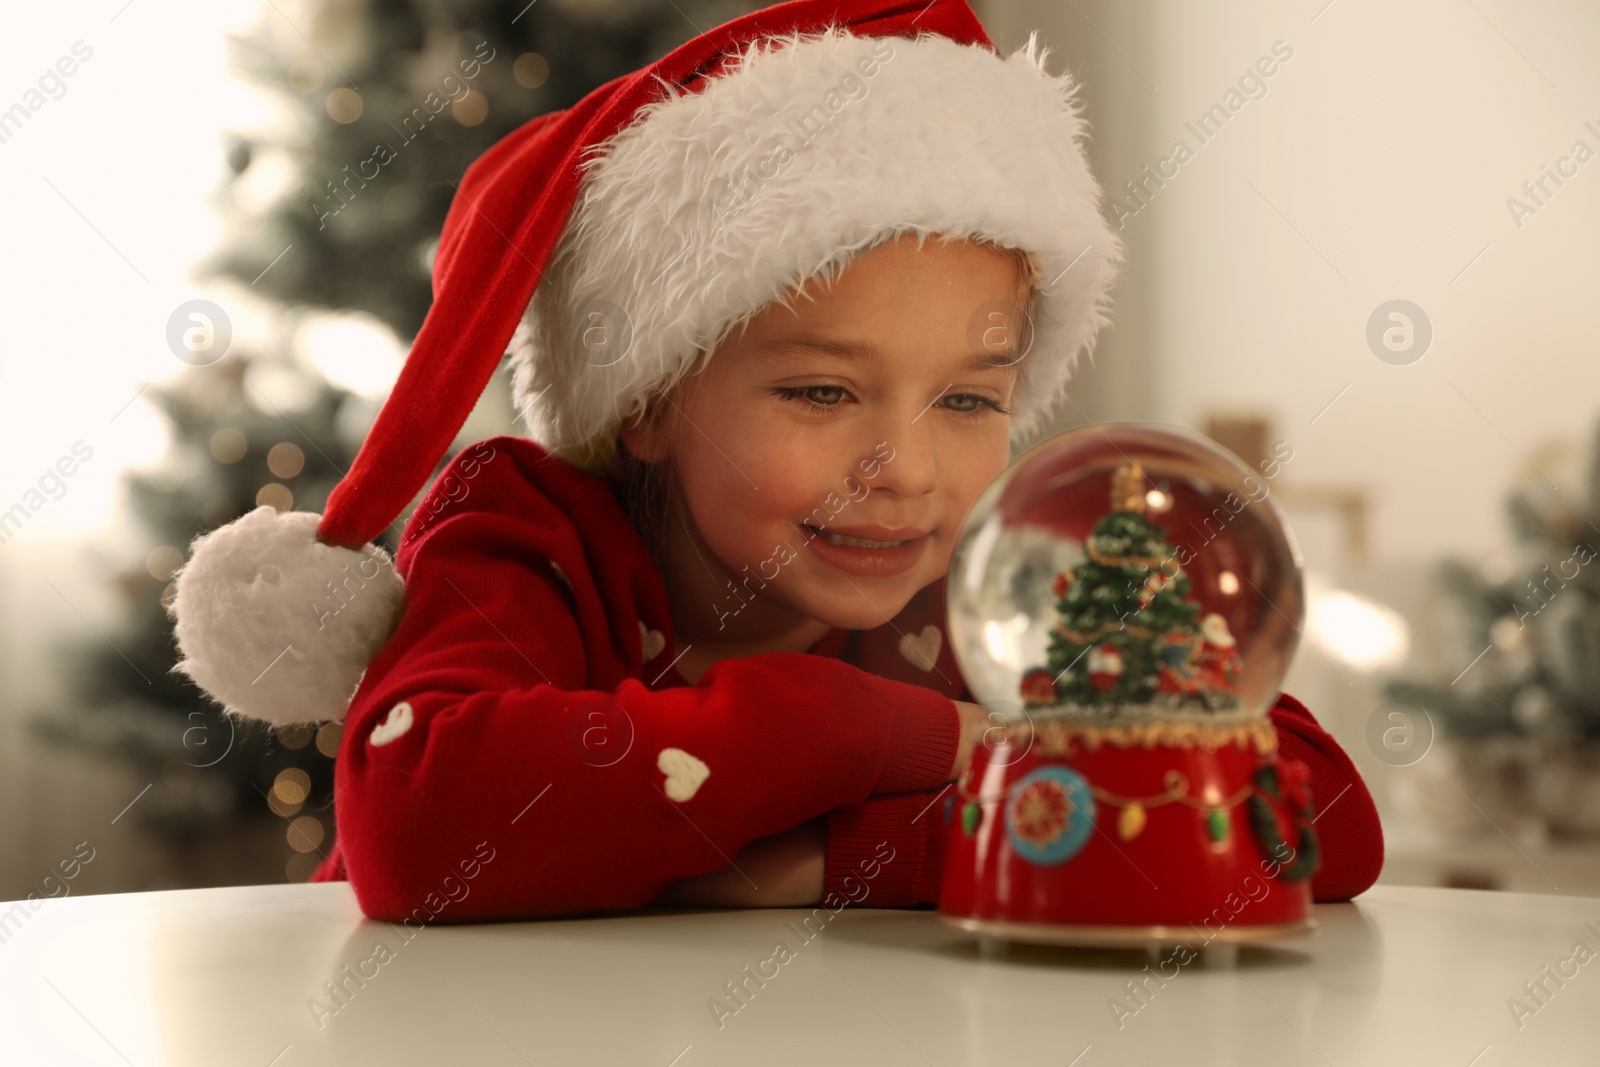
(169, 0), (1383, 922)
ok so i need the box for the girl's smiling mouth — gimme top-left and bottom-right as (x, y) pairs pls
(800, 522), (930, 576)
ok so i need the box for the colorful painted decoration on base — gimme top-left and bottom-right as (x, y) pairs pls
(1206, 805), (1229, 845)
(1005, 766), (1095, 865)
(1118, 800), (1147, 841)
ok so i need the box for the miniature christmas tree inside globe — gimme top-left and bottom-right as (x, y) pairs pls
(948, 423), (1304, 726)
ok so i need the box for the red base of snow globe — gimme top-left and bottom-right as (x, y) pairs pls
(935, 717), (1320, 948)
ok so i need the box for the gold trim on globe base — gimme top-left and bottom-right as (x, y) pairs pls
(998, 716), (1279, 757)
(936, 911), (1317, 950)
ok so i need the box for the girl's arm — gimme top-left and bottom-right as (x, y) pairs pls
(651, 790), (950, 909)
(652, 816), (828, 908)
(332, 508), (961, 923)
(1267, 692), (1385, 901)
(651, 711), (978, 910)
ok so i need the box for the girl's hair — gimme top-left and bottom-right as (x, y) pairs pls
(601, 234), (1040, 564)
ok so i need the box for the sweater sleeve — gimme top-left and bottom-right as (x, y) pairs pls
(816, 584), (969, 910)
(1268, 691), (1385, 902)
(332, 510), (960, 923)
(823, 786), (952, 907)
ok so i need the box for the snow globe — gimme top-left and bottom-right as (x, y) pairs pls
(937, 422), (1320, 951)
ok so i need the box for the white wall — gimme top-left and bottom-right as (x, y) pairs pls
(984, 0), (1600, 565)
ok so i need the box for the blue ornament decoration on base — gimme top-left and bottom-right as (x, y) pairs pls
(1005, 765), (1096, 866)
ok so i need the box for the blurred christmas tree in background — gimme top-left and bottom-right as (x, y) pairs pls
(1384, 414), (1600, 840)
(36, 0), (762, 887)
(1385, 415), (1600, 741)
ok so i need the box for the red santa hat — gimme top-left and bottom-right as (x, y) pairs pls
(168, 0), (1124, 724)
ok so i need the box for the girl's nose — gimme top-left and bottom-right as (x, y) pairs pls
(859, 399), (939, 499)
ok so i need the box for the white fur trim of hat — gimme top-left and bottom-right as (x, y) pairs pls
(509, 26), (1123, 470)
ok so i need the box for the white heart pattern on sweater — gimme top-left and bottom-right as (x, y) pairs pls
(898, 624), (942, 671)
(638, 620), (666, 663)
(369, 701), (414, 746)
(657, 747), (710, 802)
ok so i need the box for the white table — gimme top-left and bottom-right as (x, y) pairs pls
(1, 882), (1595, 1065)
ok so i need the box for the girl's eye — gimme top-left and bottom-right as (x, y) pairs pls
(943, 393), (1013, 417)
(773, 385), (850, 414)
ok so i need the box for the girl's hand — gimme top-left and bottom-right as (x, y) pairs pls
(950, 699), (999, 781)
(652, 816), (827, 908)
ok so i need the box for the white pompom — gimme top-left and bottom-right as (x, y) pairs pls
(168, 506), (405, 724)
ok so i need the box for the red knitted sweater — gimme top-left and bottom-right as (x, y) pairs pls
(309, 436), (1384, 919)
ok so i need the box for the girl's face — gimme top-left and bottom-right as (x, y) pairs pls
(625, 233), (1028, 637)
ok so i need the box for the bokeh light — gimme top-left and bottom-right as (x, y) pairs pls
(294, 310), (403, 398)
(325, 87), (362, 123)
(266, 441), (305, 479)
(209, 427), (247, 464)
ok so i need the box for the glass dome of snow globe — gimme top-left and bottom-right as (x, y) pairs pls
(947, 422), (1304, 728)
